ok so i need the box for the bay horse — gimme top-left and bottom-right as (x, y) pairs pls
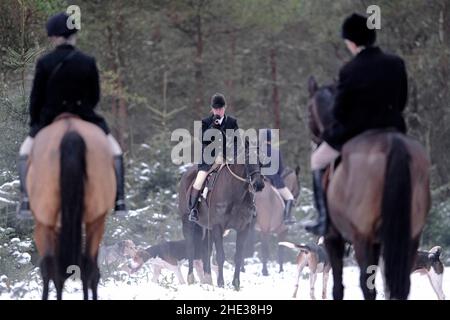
(27, 114), (116, 299)
(178, 162), (264, 290)
(253, 167), (300, 276)
(307, 77), (431, 300)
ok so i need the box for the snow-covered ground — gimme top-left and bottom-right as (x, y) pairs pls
(1, 258), (448, 300)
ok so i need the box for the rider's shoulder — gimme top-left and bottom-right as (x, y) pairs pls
(201, 114), (214, 125)
(226, 115), (237, 122)
(382, 52), (406, 68)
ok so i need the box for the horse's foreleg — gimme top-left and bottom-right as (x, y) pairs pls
(212, 226), (225, 287)
(202, 229), (213, 285)
(261, 232), (269, 276)
(324, 234), (345, 300)
(353, 240), (380, 300)
(277, 229), (288, 273)
(233, 226), (250, 290)
(183, 220), (196, 284)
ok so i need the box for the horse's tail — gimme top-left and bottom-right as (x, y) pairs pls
(58, 131), (86, 275)
(381, 135), (412, 299)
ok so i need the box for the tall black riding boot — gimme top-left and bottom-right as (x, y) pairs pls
(283, 199), (295, 225)
(113, 155), (127, 216)
(304, 168), (328, 236)
(188, 188), (201, 222)
(17, 155), (32, 219)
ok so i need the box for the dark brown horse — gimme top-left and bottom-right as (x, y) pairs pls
(178, 162), (264, 290)
(27, 114), (116, 299)
(253, 168), (300, 276)
(307, 77), (431, 300)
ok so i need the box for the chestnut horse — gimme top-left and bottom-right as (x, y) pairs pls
(253, 168), (300, 276)
(27, 114), (116, 299)
(307, 77), (430, 300)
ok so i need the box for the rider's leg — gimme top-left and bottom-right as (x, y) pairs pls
(107, 135), (127, 215)
(278, 187), (295, 224)
(17, 137), (34, 218)
(189, 170), (208, 222)
(304, 142), (340, 235)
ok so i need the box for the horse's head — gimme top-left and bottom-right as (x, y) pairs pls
(249, 168), (265, 192)
(307, 76), (336, 144)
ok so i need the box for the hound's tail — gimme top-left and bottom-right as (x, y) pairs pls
(279, 241), (311, 253)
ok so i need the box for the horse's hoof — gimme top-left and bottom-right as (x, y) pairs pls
(187, 273), (195, 285)
(279, 267), (284, 273)
(217, 279), (224, 288)
(241, 266), (246, 273)
(262, 269), (269, 276)
(202, 273), (213, 285)
(232, 279), (240, 291)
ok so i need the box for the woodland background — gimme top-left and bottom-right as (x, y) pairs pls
(0, 0), (449, 289)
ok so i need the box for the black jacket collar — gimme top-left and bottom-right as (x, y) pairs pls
(55, 44), (75, 50)
(357, 46), (381, 57)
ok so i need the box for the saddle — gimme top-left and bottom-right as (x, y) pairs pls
(324, 156), (341, 192)
(201, 164), (225, 203)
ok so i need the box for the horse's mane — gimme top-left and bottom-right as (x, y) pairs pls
(314, 84), (336, 131)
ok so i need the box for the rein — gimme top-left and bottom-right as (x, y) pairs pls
(225, 162), (247, 183)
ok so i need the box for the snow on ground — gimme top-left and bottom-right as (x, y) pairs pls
(1, 259), (448, 300)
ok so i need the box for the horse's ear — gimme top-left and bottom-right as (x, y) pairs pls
(308, 76), (318, 97)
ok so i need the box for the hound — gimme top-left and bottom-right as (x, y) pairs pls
(130, 239), (218, 285)
(97, 239), (138, 273)
(279, 237), (331, 299)
(412, 246), (445, 300)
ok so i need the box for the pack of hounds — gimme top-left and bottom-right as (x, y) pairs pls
(99, 237), (446, 300)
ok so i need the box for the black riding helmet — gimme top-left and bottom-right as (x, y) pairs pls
(46, 12), (78, 38)
(211, 93), (226, 109)
(341, 13), (376, 47)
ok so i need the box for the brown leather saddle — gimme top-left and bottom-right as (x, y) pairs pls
(187, 164), (225, 209)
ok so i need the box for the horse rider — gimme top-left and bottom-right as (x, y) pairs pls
(260, 129), (296, 225)
(189, 93), (246, 222)
(304, 13), (409, 235)
(17, 12), (127, 218)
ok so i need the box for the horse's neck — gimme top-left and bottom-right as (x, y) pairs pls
(223, 164), (249, 196)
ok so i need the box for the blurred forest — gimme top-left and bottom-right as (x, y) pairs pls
(0, 0), (449, 285)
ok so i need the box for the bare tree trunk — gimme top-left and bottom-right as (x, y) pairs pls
(225, 30), (236, 112)
(440, 0), (449, 89)
(194, 12), (204, 117)
(270, 46), (280, 129)
(107, 7), (128, 151)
